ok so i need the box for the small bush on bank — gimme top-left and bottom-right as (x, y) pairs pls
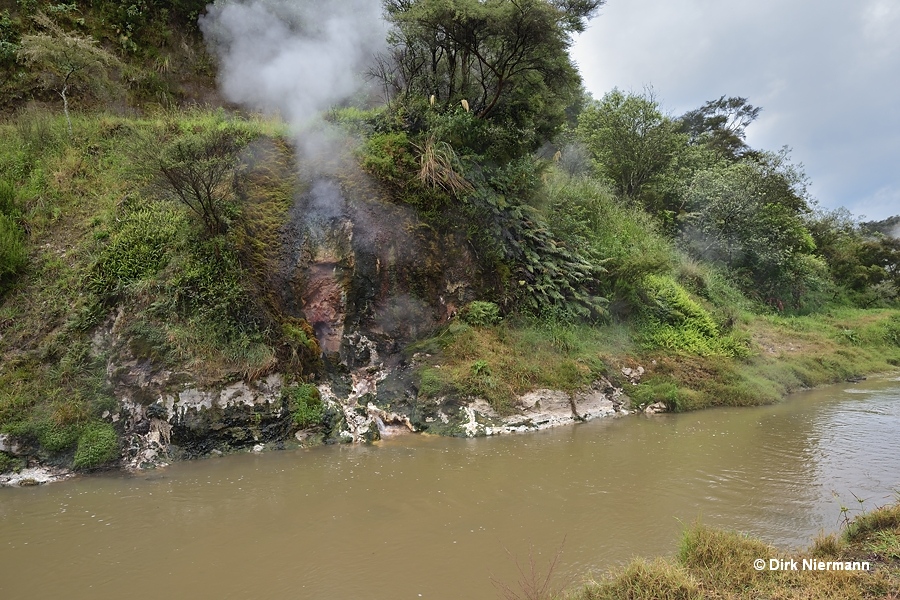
(0, 451), (24, 473)
(285, 383), (324, 429)
(677, 523), (774, 589)
(73, 421), (118, 469)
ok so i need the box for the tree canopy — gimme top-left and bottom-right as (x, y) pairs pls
(18, 12), (120, 135)
(679, 96), (761, 160)
(576, 88), (685, 204)
(376, 0), (604, 157)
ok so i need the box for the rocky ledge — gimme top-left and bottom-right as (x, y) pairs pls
(0, 466), (74, 488)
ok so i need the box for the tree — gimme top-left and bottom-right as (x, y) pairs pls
(144, 126), (252, 237)
(576, 88), (685, 205)
(680, 152), (822, 307)
(377, 0), (604, 157)
(679, 96), (761, 160)
(18, 12), (119, 136)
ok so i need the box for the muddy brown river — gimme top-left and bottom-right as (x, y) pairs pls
(2, 376), (900, 599)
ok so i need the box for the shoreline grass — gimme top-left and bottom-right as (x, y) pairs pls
(565, 500), (900, 600)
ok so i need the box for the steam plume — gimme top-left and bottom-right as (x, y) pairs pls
(199, 0), (387, 127)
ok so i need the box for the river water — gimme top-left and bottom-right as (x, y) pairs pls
(2, 376), (899, 599)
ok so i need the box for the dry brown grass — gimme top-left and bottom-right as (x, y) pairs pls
(567, 502), (900, 600)
(414, 135), (474, 196)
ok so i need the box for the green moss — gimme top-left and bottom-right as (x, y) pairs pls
(360, 131), (416, 185)
(73, 421), (119, 469)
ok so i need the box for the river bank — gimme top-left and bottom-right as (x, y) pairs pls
(2, 306), (898, 487)
(564, 500), (900, 600)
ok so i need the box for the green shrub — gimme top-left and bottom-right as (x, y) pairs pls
(460, 301), (500, 326)
(285, 383), (324, 429)
(38, 421), (81, 453)
(360, 131), (416, 185)
(545, 172), (675, 291)
(0, 451), (24, 473)
(73, 421), (119, 469)
(165, 237), (251, 323)
(635, 274), (748, 357)
(0, 213), (26, 287)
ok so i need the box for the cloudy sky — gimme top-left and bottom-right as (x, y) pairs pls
(570, 0), (900, 221)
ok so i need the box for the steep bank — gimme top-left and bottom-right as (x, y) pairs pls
(0, 110), (631, 483)
(1, 109), (899, 485)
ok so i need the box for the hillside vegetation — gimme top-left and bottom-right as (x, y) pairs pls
(1, 0), (899, 471)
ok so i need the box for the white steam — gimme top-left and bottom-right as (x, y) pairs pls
(199, 0), (387, 126)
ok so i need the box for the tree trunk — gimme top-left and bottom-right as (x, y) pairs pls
(59, 84), (72, 137)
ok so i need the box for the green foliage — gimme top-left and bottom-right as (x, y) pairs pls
(360, 131), (417, 185)
(35, 420), (81, 453)
(12, 107), (60, 155)
(462, 188), (608, 320)
(142, 123), (255, 236)
(460, 301), (501, 326)
(281, 318), (322, 374)
(679, 95), (761, 160)
(680, 151), (823, 309)
(90, 201), (186, 298)
(544, 171), (674, 298)
(285, 383), (324, 429)
(0, 213), (26, 291)
(0, 10), (19, 75)
(18, 12), (122, 134)
(381, 0), (603, 159)
(641, 274), (718, 337)
(807, 208), (900, 308)
(629, 377), (684, 411)
(577, 88), (686, 207)
(0, 451), (24, 473)
(417, 367), (446, 398)
(164, 236), (256, 326)
(73, 420), (118, 469)
(635, 275), (747, 357)
(0, 179), (17, 215)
